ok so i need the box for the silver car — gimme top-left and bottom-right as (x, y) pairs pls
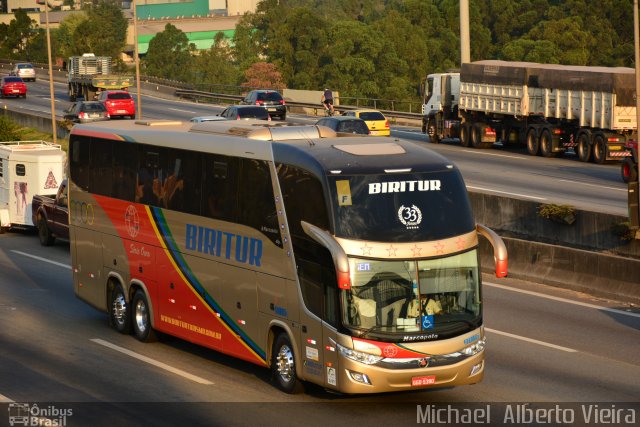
(10, 63), (36, 82)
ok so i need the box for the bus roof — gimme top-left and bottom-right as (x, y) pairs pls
(70, 119), (456, 175)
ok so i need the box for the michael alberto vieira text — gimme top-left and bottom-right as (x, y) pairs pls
(416, 404), (637, 424)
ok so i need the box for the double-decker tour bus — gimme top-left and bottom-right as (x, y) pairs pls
(68, 119), (507, 394)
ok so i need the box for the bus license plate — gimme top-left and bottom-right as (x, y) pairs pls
(411, 375), (436, 387)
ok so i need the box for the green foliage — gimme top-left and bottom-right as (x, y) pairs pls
(192, 33), (238, 86)
(537, 204), (577, 225)
(610, 222), (637, 241)
(0, 116), (21, 141)
(143, 24), (195, 81)
(71, 2), (128, 61)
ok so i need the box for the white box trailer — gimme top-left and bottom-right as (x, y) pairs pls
(0, 141), (66, 229)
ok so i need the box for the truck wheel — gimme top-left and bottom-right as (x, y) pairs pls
(271, 333), (303, 394)
(471, 125), (483, 148)
(109, 283), (132, 334)
(539, 129), (559, 158)
(132, 289), (157, 342)
(37, 216), (55, 246)
(621, 157), (638, 183)
(427, 121), (439, 144)
(460, 124), (471, 147)
(526, 129), (540, 156)
(592, 134), (606, 164)
(577, 134), (591, 162)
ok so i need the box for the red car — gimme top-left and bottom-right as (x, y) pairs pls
(1, 76), (27, 98)
(97, 90), (135, 119)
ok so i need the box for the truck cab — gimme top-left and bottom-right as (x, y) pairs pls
(421, 73), (461, 142)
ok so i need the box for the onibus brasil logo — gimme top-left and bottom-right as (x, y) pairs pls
(8, 403), (73, 426)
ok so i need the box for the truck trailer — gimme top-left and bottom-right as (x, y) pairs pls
(422, 60), (636, 163)
(67, 53), (132, 102)
(0, 141), (66, 231)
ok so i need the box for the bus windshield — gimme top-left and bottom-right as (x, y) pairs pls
(342, 249), (480, 338)
(328, 172), (474, 242)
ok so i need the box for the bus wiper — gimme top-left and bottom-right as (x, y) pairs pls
(357, 324), (382, 339)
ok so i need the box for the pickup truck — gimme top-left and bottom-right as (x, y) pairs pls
(31, 179), (69, 246)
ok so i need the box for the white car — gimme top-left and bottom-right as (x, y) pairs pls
(10, 63), (36, 82)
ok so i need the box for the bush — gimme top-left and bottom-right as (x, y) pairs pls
(0, 116), (21, 141)
(537, 203), (576, 225)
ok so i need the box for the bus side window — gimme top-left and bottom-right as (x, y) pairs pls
(202, 155), (239, 222)
(237, 159), (280, 246)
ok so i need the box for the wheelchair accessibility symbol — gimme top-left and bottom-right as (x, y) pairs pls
(422, 315), (434, 329)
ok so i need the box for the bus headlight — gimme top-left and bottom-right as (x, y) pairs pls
(461, 338), (486, 356)
(337, 343), (383, 365)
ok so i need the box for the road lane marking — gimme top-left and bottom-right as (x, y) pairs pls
(90, 338), (214, 385)
(485, 281), (640, 319)
(11, 251), (71, 270)
(168, 107), (198, 114)
(466, 186), (547, 201)
(485, 328), (577, 353)
(558, 179), (626, 192)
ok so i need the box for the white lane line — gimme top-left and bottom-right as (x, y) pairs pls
(558, 179), (626, 192)
(168, 107), (198, 114)
(0, 393), (14, 402)
(11, 250), (71, 270)
(466, 186), (547, 201)
(485, 328), (577, 353)
(485, 281), (640, 319)
(90, 338), (214, 385)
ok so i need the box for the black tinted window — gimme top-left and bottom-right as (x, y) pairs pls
(256, 92), (282, 101)
(203, 154), (239, 222)
(4, 77), (22, 83)
(238, 159), (280, 245)
(359, 112), (385, 121)
(107, 93), (132, 100)
(337, 120), (369, 134)
(238, 107), (269, 119)
(82, 103), (107, 112)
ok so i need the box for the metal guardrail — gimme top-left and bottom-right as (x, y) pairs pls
(173, 89), (422, 122)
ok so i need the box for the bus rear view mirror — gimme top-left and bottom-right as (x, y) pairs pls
(476, 224), (508, 278)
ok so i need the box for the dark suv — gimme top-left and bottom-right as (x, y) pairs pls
(241, 90), (287, 120)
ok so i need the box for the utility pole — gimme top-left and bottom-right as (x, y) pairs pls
(133, 0), (142, 119)
(43, 2), (56, 145)
(460, 0), (470, 65)
(632, 0), (640, 237)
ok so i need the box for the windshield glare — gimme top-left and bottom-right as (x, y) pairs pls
(342, 249), (480, 334)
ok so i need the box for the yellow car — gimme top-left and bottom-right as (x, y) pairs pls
(342, 109), (390, 136)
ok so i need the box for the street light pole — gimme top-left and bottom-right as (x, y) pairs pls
(633, 0), (640, 236)
(133, 0), (142, 119)
(43, 2), (57, 145)
(460, 0), (470, 65)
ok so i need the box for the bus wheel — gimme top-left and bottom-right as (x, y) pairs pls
(272, 333), (303, 394)
(577, 134), (591, 162)
(592, 134), (606, 164)
(526, 129), (539, 156)
(132, 289), (157, 342)
(109, 284), (131, 334)
(539, 129), (558, 158)
(37, 216), (54, 246)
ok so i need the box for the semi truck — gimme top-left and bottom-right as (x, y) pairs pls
(421, 60), (637, 163)
(67, 53), (132, 102)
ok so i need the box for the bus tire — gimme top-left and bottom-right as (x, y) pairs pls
(132, 289), (157, 342)
(109, 283), (131, 334)
(539, 129), (558, 158)
(592, 134), (606, 164)
(272, 333), (303, 394)
(37, 216), (55, 246)
(526, 128), (539, 156)
(577, 133), (591, 162)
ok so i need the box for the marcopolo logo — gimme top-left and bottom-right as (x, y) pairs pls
(7, 403), (73, 426)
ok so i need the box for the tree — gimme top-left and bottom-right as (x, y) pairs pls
(1, 9), (38, 59)
(143, 23), (195, 81)
(241, 62), (285, 90)
(71, 2), (127, 62)
(192, 33), (238, 87)
(56, 12), (88, 61)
